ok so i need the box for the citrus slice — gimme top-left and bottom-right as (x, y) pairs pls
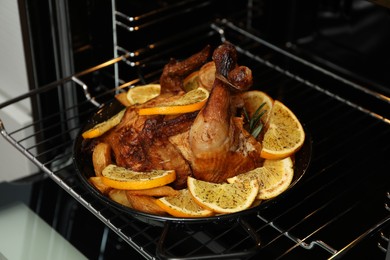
(155, 189), (214, 218)
(115, 92), (132, 106)
(227, 157), (294, 200)
(183, 71), (200, 92)
(82, 109), (125, 139)
(242, 90), (274, 127)
(187, 177), (259, 214)
(101, 164), (176, 190)
(260, 100), (305, 159)
(127, 84), (161, 105)
(198, 61), (216, 91)
(138, 87), (209, 115)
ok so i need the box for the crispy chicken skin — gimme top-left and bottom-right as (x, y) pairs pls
(100, 108), (197, 189)
(160, 45), (211, 94)
(188, 42), (262, 183)
(84, 43), (263, 187)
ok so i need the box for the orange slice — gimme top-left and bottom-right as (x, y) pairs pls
(261, 100), (305, 159)
(101, 164), (176, 190)
(187, 177), (259, 214)
(82, 109), (125, 139)
(115, 92), (132, 107)
(227, 157), (294, 200)
(183, 71), (200, 92)
(127, 84), (161, 105)
(155, 189), (214, 218)
(198, 61), (216, 91)
(138, 87), (209, 115)
(242, 90), (274, 127)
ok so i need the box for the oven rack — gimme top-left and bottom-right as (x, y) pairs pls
(378, 192), (390, 255)
(1, 21), (390, 259)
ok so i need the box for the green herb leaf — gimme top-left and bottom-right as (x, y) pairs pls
(244, 102), (267, 138)
(243, 106), (250, 124)
(251, 124), (263, 139)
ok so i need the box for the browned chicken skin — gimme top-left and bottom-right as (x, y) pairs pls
(188, 42), (262, 182)
(85, 42), (263, 188)
(160, 45), (211, 94)
(101, 107), (197, 189)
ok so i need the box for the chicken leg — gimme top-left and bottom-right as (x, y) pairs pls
(189, 42), (262, 183)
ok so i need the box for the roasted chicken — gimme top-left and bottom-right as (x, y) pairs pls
(174, 43), (262, 183)
(99, 108), (197, 189)
(84, 42), (264, 188)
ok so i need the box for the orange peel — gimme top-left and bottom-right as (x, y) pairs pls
(138, 87), (209, 115)
(101, 164), (176, 190)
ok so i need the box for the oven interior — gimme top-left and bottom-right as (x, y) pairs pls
(1, 0), (389, 259)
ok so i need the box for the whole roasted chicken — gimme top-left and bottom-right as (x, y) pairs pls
(85, 42), (263, 188)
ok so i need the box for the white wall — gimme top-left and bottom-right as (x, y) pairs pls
(0, 0), (38, 181)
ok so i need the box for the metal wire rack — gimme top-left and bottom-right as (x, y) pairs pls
(377, 193), (390, 255)
(1, 17), (390, 259)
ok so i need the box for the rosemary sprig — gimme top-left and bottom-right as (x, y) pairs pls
(243, 102), (267, 139)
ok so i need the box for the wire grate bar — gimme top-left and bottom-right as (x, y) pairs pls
(257, 213), (337, 255)
(1, 17), (389, 259)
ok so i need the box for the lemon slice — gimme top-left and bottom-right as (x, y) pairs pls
(101, 164), (176, 190)
(127, 84), (161, 105)
(138, 87), (209, 115)
(82, 109), (125, 139)
(261, 100), (305, 159)
(155, 189), (214, 218)
(187, 177), (259, 214)
(227, 157), (294, 200)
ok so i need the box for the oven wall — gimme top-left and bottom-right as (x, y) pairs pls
(0, 0), (38, 181)
(6, 0), (115, 168)
(236, 0), (390, 97)
(0, 0), (114, 181)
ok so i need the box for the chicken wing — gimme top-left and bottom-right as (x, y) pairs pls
(160, 45), (211, 94)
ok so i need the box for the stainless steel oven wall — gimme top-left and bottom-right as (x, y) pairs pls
(14, 0), (114, 167)
(268, 0), (390, 96)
